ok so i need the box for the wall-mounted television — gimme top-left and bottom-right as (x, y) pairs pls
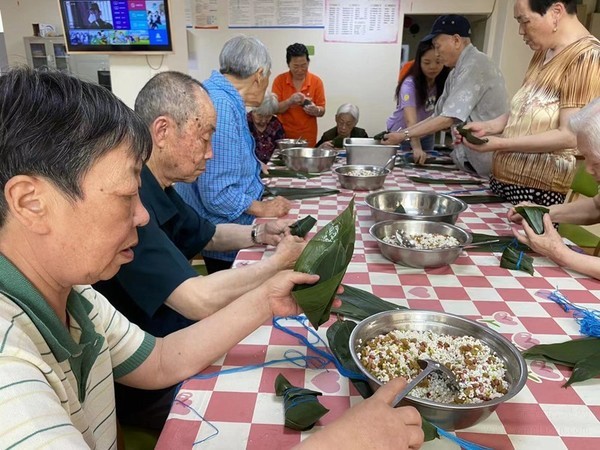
(58, 1), (173, 54)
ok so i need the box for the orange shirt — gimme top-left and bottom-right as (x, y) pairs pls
(272, 71), (325, 147)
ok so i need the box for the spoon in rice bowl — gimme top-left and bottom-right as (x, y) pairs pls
(392, 358), (459, 407)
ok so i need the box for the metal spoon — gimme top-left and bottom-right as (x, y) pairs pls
(392, 358), (460, 407)
(395, 229), (415, 248)
(375, 154), (397, 175)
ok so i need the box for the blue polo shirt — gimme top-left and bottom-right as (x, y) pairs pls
(94, 165), (216, 337)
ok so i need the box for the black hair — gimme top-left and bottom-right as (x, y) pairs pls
(528, 0), (576, 15)
(0, 67), (151, 227)
(286, 43), (310, 64)
(394, 40), (450, 108)
(135, 71), (207, 128)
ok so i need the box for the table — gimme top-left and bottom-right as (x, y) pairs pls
(156, 161), (600, 450)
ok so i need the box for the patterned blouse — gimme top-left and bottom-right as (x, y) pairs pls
(247, 112), (285, 164)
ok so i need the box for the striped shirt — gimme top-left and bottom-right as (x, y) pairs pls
(0, 255), (155, 449)
(176, 70), (264, 262)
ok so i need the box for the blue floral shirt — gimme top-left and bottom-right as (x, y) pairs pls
(176, 71), (263, 262)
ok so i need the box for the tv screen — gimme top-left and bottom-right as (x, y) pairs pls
(59, 1), (173, 53)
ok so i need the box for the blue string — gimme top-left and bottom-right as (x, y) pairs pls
(272, 315), (368, 380)
(173, 399), (220, 446)
(515, 251), (524, 270)
(548, 290), (600, 338)
(435, 426), (493, 450)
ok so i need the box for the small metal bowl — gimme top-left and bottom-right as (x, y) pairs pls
(369, 220), (471, 268)
(276, 138), (309, 151)
(280, 147), (337, 173)
(365, 190), (468, 224)
(349, 310), (528, 430)
(334, 165), (390, 191)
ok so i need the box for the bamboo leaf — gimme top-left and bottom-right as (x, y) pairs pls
(408, 176), (483, 185)
(523, 337), (600, 366)
(275, 373), (329, 431)
(373, 130), (387, 141)
(500, 246), (534, 275)
(263, 186), (340, 200)
(331, 284), (406, 321)
(332, 135), (345, 148)
(470, 233), (531, 252)
(293, 199), (356, 329)
(457, 123), (489, 145)
(564, 349), (600, 386)
(515, 206), (549, 235)
(289, 215), (317, 238)
(261, 169), (320, 179)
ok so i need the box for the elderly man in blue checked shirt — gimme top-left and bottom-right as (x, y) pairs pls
(176, 35), (292, 274)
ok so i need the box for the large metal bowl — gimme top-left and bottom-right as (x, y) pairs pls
(344, 137), (398, 166)
(365, 190), (467, 224)
(334, 165), (390, 191)
(280, 147), (337, 173)
(276, 138), (309, 151)
(370, 220), (472, 268)
(349, 309), (528, 430)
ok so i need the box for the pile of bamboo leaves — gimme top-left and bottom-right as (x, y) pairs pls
(292, 198), (355, 329)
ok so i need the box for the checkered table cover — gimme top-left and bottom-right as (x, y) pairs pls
(156, 162), (600, 450)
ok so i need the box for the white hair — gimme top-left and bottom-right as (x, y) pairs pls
(252, 93), (279, 116)
(570, 97), (600, 156)
(336, 103), (359, 122)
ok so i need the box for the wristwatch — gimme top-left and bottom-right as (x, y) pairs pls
(403, 129), (411, 141)
(251, 224), (262, 245)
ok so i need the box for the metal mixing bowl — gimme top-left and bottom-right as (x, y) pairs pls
(349, 309), (528, 430)
(369, 220), (472, 268)
(334, 165), (390, 191)
(276, 138), (309, 151)
(280, 147), (337, 173)
(343, 138), (398, 166)
(365, 190), (467, 224)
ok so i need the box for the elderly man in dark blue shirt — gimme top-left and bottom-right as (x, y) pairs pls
(94, 71), (304, 430)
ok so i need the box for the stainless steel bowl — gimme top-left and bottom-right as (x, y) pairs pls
(280, 147), (337, 173)
(343, 138), (398, 166)
(369, 220), (472, 268)
(365, 190), (467, 224)
(349, 309), (528, 430)
(276, 138), (309, 151)
(334, 165), (390, 191)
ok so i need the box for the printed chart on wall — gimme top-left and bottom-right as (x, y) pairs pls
(228, 0), (324, 28)
(325, 0), (400, 43)
(185, 0), (218, 29)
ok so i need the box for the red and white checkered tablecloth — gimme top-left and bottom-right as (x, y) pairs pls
(156, 163), (600, 450)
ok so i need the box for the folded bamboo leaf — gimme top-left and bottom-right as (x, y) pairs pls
(331, 284), (406, 321)
(373, 130), (387, 141)
(457, 123), (489, 145)
(395, 203), (406, 213)
(455, 195), (506, 204)
(289, 215), (317, 238)
(325, 319), (439, 442)
(332, 135), (345, 148)
(514, 206), (549, 235)
(564, 348), (600, 386)
(261, 169), (319, 179)
(470, 233), (531, 252)
(522, 337), (600, 366)
(293, 198), (356, 329)
(275, 373), (329, 431)
(500, 246), (534, 275)
(263, 186), (340, 200)
(408, 176), (483, 185)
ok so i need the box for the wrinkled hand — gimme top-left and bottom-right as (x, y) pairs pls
(261, 218), (295, 246)
(507, 201), (539, 224)
(303, 103), (321, 117)
(271, 234), (306, 268)
(289, 92), (305, 106)
(381, 132), (402, 145)
(258, 196), (293, 217)
(261, 162), (269, 175)
(319, 140), (335, 149)
(300, 377), (424, 450)
(412, 148), (428, 165)
(512, 214), (567, 259)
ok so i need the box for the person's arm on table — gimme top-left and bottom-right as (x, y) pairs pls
(205, 219), (295, 251)
(513, 214), (600, 280)
(296, 378), (424, 450)
(247, 196), (292, 218)
(117, 270), (329, 388)
(382, 115), (454, 146)
(166, 235), (305, 319)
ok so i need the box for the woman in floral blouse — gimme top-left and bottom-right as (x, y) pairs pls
(247, 93), (285, 164)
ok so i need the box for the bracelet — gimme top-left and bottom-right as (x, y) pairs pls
(251, 224), (263, 245)
(403, 129), (411, 141)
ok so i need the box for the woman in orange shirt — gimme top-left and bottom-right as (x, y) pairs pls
(272, 43), (326, 147)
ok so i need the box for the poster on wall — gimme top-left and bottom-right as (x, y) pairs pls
(185, 0), (219, 29)
(228, 0), (324, 28)
(324, 0), (400, 43)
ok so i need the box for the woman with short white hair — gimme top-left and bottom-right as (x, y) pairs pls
(316, 103), (368, 148)
(248, 92), (285, 164)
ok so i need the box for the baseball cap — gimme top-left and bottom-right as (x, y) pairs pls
(423, 15), (471, 41)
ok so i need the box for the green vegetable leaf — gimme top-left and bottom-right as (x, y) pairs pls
(457, 123), (489, 145)
(514, 206), (550, 235)
(289, 215), (317, 238)
(500, 246), (534, 275)
(293, 198), (356, 329)
(408, 176), (483, 185)
(331, 284), (406, 321)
